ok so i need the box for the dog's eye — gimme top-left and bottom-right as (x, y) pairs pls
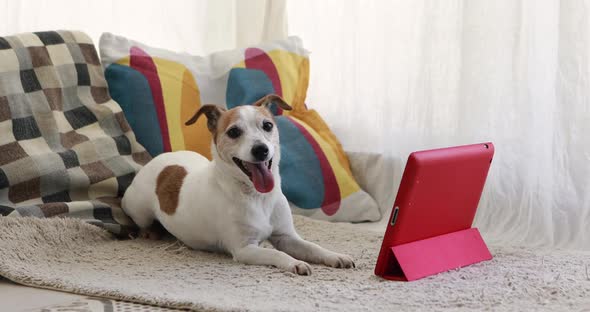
(226, 127), (242, 139)
(262, 121), (273, 132)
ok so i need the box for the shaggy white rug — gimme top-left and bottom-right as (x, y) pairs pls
(0, 216), (589, 312)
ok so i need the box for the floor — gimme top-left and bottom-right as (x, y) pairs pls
(0, 277), (85, 311)
(0, 213), (390, 311)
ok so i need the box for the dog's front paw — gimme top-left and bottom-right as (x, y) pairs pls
(324, 253), (356, 269)
(286, 260), (312, 275)
(138, 228), (162, 240)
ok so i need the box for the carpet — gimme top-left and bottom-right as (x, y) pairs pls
(0, 216), (589, 312)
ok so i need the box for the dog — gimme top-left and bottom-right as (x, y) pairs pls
(122, 94), (354, 275)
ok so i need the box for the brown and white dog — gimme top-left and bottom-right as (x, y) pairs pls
(122, 94), (354, 275)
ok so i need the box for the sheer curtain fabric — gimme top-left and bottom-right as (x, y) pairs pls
(0, 0), (286, 55)
(288, 0), (590, 250)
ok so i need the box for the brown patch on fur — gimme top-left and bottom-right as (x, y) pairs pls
(255, 106), (275, 121)
(252, 94), (292, 111)
(155, 165), (188, 215)
(185, 105), (225, 131)
(217, 108), (241, 134)
(185, 105), (228, 144)
(211, 107), (241, 159)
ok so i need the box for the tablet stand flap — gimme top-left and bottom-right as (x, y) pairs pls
(385, 228), (492, 281)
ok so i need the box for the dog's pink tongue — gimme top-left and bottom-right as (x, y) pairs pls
(245, 162), (274, 193)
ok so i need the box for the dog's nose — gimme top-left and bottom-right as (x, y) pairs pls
(251, 144), (269, 161)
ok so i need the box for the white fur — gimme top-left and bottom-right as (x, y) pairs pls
(122, 105), (354, 275)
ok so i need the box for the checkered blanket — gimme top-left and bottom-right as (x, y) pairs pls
(0, 31), (151, 236)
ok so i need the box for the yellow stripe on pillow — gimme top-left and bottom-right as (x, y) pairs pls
(180, 69), (211, 159)
(267, 50), (307, 106)
(151, 57), (187, 151)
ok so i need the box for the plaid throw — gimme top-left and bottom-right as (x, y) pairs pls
(0, 31), (151, 236)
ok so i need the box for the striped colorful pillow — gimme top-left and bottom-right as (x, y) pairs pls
(99, 33), (380, 222)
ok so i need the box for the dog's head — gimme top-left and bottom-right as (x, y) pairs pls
(185, 94), (292, 194)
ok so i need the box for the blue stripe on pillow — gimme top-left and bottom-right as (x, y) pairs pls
(105, 63), (163, 156)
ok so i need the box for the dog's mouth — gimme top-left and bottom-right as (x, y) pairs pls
(232, 157), (274, 193)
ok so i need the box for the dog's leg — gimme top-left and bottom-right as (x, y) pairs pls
(138, 221), (167, 240)
(270, 233), (355, 269)
(232, 244), (312, 275)
(270, 198), (355, 269)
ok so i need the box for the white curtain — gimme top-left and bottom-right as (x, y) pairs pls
(0, 0), (286, 55)
(2, 0), (588, 250)
(288, 0), (590, 250)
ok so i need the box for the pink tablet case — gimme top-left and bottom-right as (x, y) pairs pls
(374, 143), (494, 281)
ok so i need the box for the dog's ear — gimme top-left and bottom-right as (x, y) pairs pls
(185, 105), (226, 133)
(253, 94), (292, 111)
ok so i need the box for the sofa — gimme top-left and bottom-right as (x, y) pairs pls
(0, 30), (396, 311)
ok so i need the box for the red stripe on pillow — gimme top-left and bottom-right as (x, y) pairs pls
(130, 46), (171, 152)
(245, 48), (283, 115)
(286, 116), (341, 215)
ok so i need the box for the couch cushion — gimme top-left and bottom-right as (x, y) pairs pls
(100, 33), (380, 222)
